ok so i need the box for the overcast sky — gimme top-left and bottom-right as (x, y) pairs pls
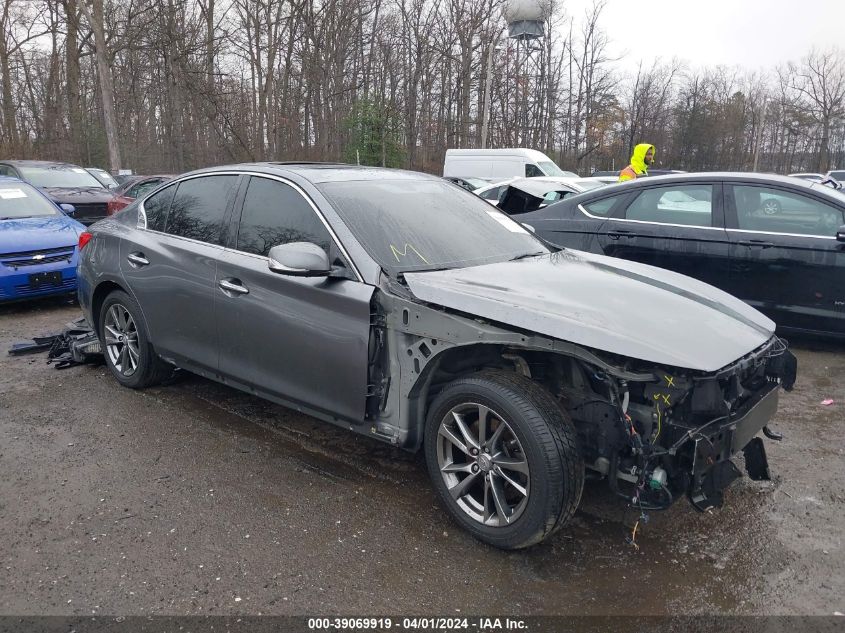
(561, 0), (844, 71)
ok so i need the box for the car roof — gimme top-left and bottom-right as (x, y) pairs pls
(181, 162), (442, 185)
(561, 171), (845, 205)
(0, 159), (84, 169)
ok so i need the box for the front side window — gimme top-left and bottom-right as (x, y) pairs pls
(525, 163), (543, 178)
(0, 183), (59, 219)
(236, 177), (332, 257)
(19, 165), (104, 189)
(625, 185), (713, 227)
(318, 179), (546, 274)
(733, 185), (844, 237)
(139, 183), (176, 232)
(165, 175), (237, 245)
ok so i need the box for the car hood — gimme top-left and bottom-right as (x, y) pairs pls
(0, 215), (85, 253)
(404, 250), (775, 372)
(41, 186), (113, 203)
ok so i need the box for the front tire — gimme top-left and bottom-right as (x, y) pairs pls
(99, 289), (171, 389)
(424, 370), (584, 549)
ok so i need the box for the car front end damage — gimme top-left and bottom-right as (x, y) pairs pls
(564, 335), (797, 512)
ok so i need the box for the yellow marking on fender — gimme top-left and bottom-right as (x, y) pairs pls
(664, 375), (675, 387)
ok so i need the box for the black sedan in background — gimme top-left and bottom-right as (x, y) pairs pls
(516, 173), (845, 338)
(0, 160), (115, 225)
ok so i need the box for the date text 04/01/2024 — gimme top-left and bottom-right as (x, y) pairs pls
(307, 617), (528, 630)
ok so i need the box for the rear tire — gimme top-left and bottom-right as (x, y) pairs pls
(424, 370), (584, 549)
(99, 289), (171, 389)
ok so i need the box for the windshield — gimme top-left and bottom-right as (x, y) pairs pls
(20, 165), (105, 189)
(828, 171), (845, 181)
(0, 183), (60, 219)
(88, 168), (118, 188)
(537, 161), (566, 177)
(318, 179), (549, 274)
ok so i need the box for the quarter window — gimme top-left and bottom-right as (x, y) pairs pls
(236, 177), (332, 257)
(140, 183), (176, 232)
(625, 185), (713, 227)
(732, 185), (844, 236)
(480, 185), (507, 202)
(583, 195), (622, 217)
(165, 175), (237, 245)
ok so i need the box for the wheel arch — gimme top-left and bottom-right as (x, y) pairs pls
(402, 342), (583, 451)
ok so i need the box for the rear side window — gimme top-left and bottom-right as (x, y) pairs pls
(236, 176), (332, 257)
(139, 183), (176, 232)
(165, 175), (237, 245)
(128, 179), (164, 199)
(625, 185), (713, 227)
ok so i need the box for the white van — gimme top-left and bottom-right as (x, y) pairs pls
(443, 148), (575, 180)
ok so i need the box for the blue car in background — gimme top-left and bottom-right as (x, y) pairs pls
(0, 176), (86, 302)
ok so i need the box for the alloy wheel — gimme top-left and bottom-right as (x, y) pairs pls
(103, 303), (140, 376)
(436, 402), (530, 527)
(763, 200), (780, 215)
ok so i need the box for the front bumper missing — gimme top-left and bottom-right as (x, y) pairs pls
(688, 383), (779, 511)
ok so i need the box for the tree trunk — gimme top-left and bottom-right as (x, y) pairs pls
(80, 0), (121, 171)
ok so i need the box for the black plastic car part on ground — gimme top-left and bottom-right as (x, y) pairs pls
(75, 163), (796, 548)
(0, 160), (115, 225)
(516, 172), (845, 339)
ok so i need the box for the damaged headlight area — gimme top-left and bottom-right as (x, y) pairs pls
(560, 335), (797, 513)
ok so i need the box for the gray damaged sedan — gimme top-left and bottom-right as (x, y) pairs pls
(77, 164), (797, 549)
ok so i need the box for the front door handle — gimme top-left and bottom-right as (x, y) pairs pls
(738, 240), (774, 249)
(218, 278), (249, 295)
(607, 230), (634, 240)
(127, 252), (149, 267)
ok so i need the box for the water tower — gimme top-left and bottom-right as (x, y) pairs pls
(503, 0), (547, 40)
(501, 0), (549, 145)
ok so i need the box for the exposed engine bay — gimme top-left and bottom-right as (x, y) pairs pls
(555, 335), (797, 513)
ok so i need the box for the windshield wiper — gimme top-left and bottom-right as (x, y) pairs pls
(508, 251), (547, 262)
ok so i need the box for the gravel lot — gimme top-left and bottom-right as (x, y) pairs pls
(0, 298), (843, 616)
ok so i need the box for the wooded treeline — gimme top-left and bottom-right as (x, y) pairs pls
(1, 0), (844, 175)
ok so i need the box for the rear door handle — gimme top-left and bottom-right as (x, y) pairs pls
(218, 278), (249, 295)
(738, 240), (774, 249)
(127, 252), (149, 267)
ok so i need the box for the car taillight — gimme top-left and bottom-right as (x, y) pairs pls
(78, 232), (93, 250)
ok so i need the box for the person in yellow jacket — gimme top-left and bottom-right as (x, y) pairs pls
(618, 143), (655, 182)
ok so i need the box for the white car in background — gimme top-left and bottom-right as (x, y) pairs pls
(474, 176), (608, 205)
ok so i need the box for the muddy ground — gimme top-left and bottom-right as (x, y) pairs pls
(0, 298), (842, 617)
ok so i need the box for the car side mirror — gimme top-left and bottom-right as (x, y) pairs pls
(268, 242), (331, 277)
(60, 203), (76, 216)
(837, 225), (845, 242)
